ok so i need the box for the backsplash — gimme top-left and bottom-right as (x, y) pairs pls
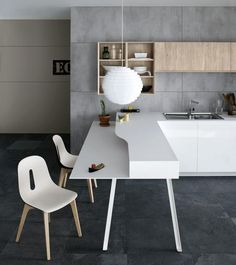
(71, 7), (236, 153)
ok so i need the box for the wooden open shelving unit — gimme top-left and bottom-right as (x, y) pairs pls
(97, 42), (155, 95)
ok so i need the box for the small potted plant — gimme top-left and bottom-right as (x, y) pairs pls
(99, 100), (110, 127)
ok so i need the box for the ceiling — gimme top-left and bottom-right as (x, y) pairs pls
(1, 0), (236, 19)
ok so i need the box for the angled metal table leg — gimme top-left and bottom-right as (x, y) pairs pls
(103, 178), (117, 251)
(166, 179), (182, 252)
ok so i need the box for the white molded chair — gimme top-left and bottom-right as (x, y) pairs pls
(16, 156), (82, 260)
(52, 135), (97, 203)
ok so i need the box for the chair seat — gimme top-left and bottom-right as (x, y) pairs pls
(25, 186), (77, 213)
(61, 154), (77, 169)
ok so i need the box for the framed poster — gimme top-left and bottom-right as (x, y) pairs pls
(53, 60), (70, 75)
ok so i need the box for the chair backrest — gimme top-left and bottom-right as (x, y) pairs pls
(52, 135), (69, 167)
(18, 156), (55, 203)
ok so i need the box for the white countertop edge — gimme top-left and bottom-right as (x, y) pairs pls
(115, 112), (179, 163)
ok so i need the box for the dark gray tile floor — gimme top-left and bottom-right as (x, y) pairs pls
(1, 134), (236, 264)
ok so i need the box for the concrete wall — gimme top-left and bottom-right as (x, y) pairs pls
(71, 7), (236, 153)
(0, 20), (70, 133)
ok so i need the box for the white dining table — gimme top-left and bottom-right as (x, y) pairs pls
(70, 112), (182, 252)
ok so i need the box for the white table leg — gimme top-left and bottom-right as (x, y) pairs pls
(166, 179), (182, 252)
(103, 178), (117, 251)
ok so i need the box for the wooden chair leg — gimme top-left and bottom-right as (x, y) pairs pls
(16, 204), (32, 242)
(87, 179), (94, 203)
(58, 168), (65, 187)
(93, 179), (98, 188)
(63, 171), (69, 188)
(70, 200), (82, 237)
(43, 212), (51, 261)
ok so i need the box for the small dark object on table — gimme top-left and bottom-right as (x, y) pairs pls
(120, 108), (140, 113)
(89, 163), (105, 173)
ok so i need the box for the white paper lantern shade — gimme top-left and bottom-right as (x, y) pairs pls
(102, 67), (143, 105)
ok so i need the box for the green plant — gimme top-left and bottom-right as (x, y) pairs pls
(100, 100), (107, 116)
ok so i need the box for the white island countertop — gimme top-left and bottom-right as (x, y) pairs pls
(116, 112), (179, 179)
(70, 111), (236, 180)
(70, 112), (179, 180)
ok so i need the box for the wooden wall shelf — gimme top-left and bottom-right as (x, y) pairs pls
(97, 42), (155, 95)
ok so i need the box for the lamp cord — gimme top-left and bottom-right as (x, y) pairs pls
(122, 0), (123, 44)
(121, 0), (124, 66)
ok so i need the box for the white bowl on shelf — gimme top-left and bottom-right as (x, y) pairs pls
(102, 65), (123, 72)
(134, 53), (148, 58)
(133, 66), (147, 74)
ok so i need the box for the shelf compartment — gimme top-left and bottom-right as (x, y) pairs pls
(128, 60), (154, 76)
(127, 42), (154, 60)
(141, 77), (154, 94)
(99, 42), (126, 60)
(99, 61), (124, 77)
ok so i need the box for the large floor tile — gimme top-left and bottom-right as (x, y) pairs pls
(68, 253), (127, 265)
(126, 217), (188, 252)
(0, 221), (17, 253)
(194, 254), (236, 265)
(173, 178), (213, 194)
(181, 215), (236, 254)
(128, 252), (194, 265)
(206, 177), (236, 194)
(125, 186), (170, 219)
(65, 218), (126, 254)
(175, 192), (227, 219)
(214, 193), (236, 218)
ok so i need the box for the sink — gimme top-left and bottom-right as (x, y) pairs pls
(164, 112), (189, 120)
(164, 112), (223, 120)
(192, 113), (223, 120)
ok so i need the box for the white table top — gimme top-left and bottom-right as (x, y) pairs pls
(116, 112), (179, 179)
(116, 112), (177, 162)
(70, 121), (129, 179)
(70, 112), (179, 180)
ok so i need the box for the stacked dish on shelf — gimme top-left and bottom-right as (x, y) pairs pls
(134, 52), (147, 58)
(133, 66), (151, 76)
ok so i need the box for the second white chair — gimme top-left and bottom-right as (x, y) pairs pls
(52, 135), (97, 203)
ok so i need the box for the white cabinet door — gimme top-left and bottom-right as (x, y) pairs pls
(198, 121), (236, 172)
(159, 121), (198, 172)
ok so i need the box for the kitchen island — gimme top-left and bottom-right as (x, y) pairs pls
(70, 113), (182, 252)
(70, 111), (236, 253)
(115, 112), (236, 176)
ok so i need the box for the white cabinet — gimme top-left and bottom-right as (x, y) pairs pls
(160, 120), (236, 175)
(159, 121), (198, 172)
(198, 121), (236, 172)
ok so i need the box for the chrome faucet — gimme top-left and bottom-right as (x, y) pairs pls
(188, 99), (199, 118)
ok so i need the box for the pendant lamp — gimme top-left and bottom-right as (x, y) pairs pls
(102, 0), (143, 105)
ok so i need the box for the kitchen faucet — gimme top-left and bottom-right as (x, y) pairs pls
(188, 99), (199, 118)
